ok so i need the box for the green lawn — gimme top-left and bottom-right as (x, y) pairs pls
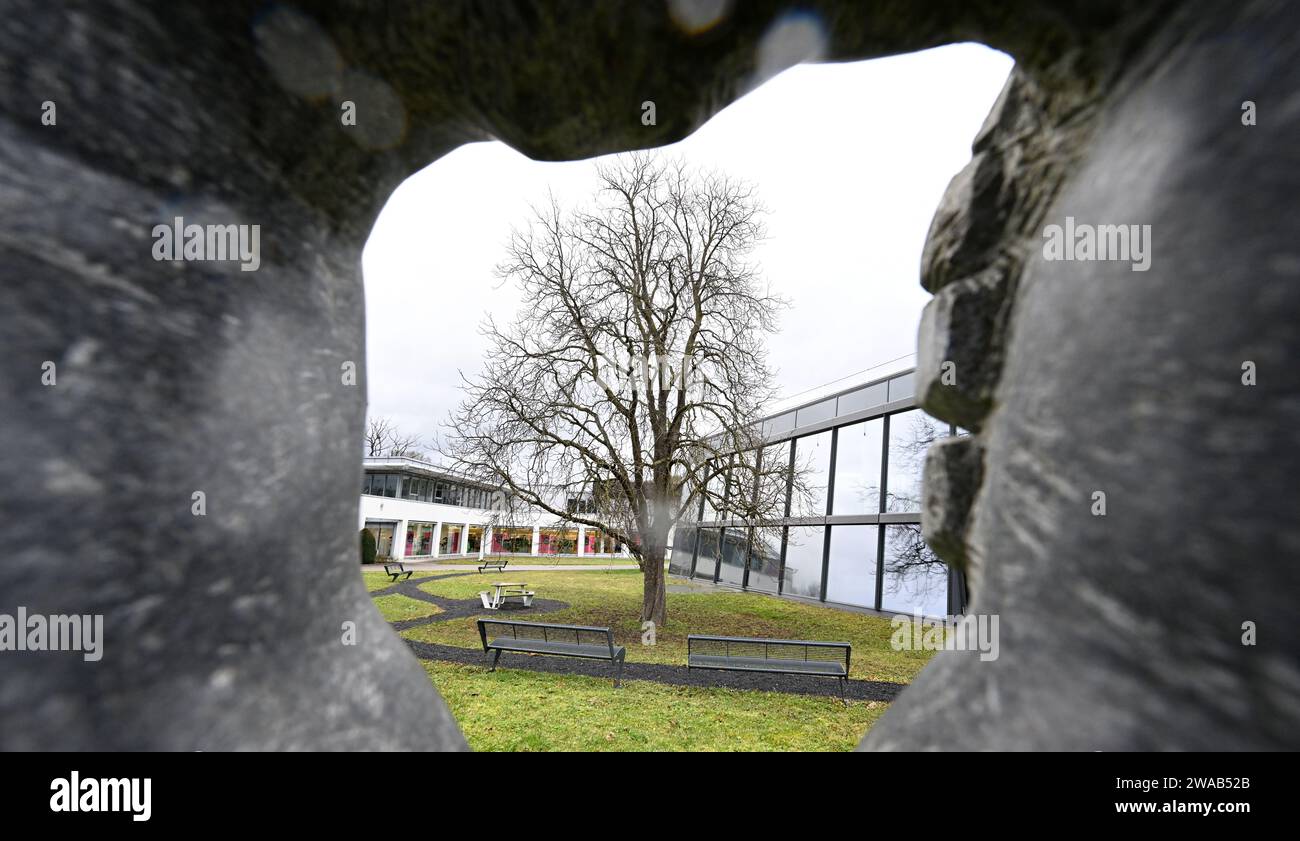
(365, 567), (937, 750)
(362, 571), (436, 592)
(370, 593), (443, 622)
(431, 554), (636, 566)
(424, 660), (887, 751)
(400, 569), (936, 684)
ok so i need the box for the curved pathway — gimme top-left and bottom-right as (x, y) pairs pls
(374, 573), (905, 702)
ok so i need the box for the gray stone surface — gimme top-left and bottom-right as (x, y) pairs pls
(869, 2), (1300, 750)
(1, 0), (1295, 750)
(920, 436), (983, 576)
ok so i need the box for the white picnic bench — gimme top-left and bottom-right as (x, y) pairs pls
(478, 582), (535, 610)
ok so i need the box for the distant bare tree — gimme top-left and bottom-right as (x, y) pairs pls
(364, 415), (426, 459)
(444, 154), (809, 626)
(364, 417), (394, 457)
(387, 431), (425, 459)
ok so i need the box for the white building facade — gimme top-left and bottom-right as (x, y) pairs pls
(358, 456), (623, 561)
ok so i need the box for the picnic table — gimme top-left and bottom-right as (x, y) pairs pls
(478, 581), (535, 610)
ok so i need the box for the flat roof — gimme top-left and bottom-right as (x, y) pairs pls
(758, 366), (917, 442)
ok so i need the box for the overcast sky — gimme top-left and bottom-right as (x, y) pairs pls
(361, 43), (1013, 450)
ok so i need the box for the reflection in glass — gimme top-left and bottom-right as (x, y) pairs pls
(406, 521), (436, 556)
(757, 441), (791, 520)
(439, 523), (463, 554)
(669, 526), (698, 576)
(694, 528), (721, 580)
(881, 525), (948, 616)
(747, 528), (782, 593)
(781, 525), (824, 598)
(700, 464), (727, 523)
(825, 525), (879, 607)
(886, 410), (943, 513)
(832, 418), (883, 514)
(791, 430), (832, 517)
(717, 529), (748, 585)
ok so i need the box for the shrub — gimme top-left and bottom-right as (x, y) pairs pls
(360, 528), (377, 565)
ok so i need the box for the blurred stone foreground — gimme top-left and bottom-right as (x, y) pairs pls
(0, 1), (1296, 750)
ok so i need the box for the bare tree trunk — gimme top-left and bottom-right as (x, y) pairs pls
(640, 533), (668, 627)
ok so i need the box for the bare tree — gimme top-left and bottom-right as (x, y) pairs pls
(444, 154), (805, 626)
(364, 415), (426, 459)
(364, 416), (395, 457)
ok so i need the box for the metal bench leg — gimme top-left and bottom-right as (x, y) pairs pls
(488, 649), (502, 672)
(613, 653), (625, 688)
(840, 676), (848, 706)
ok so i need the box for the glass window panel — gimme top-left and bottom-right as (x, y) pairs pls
(795, 397), (836, 428)
(791, 430), (832, 517)
(781, 525), (824, 598)
(888, 371), (916, 402)
(439, 523), (464, 555)
(881, 525), (949, 616)
(384, 474), (398, 497)
(825, 525), (879, 608)
(746, 528), (782, 593)
(669, 526), (698, 577)
(836, 380), (888, 416)
(694, 528), (721, 580)
(717, 529), (747, 586)
(726, 451), (759, 522)
(405, 522), (435, 556)
(761, 411), (796, 438)
(756, 441), (791, 521)
(362, 473), (372, 495)
(886, 410), (943, 513)
(700, 464), (726, 523)
(832, 418), (883, 514)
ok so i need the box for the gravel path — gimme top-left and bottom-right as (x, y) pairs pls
(374, 573), (905, 702)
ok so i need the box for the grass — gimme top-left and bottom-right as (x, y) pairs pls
(401, 569), (936, 684)
(371, 593), (443, 622)
(431, 554), (635, 566)
(361, 570), (436, 592)
(424, 660), (887, 751)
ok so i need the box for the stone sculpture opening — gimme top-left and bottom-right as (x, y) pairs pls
(2, 0), (1295, 751)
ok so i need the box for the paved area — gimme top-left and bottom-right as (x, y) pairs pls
(371, 573), (905, 702)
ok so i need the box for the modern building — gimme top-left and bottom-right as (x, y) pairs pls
(668, 367), (967, 618)
(358, 456), (623, 561)
(360, 366), (964, 617)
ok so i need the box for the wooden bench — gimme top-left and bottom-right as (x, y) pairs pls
(477, 619), (626, 686)
(478, 557), (508, 573)
(383, 562), (413, 582)
(687, 635), (851, 702)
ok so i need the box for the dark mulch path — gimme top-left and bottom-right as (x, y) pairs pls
(373, 572), (905, 702)
(372, 573), (570, 632)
